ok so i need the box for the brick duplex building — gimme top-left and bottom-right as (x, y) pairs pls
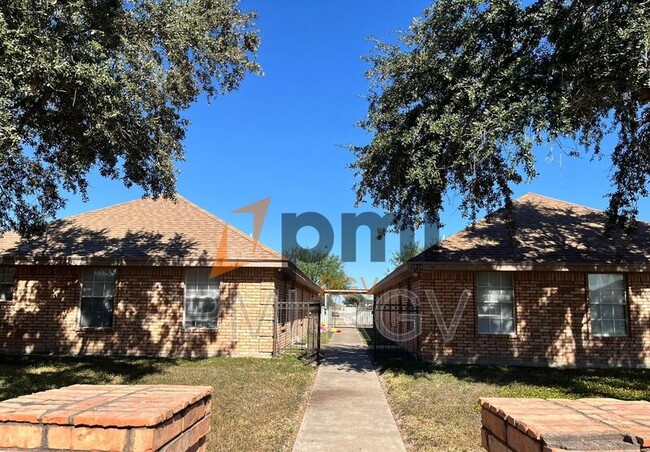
(373, 193), (650, 367)
(0, 196), (320, 358)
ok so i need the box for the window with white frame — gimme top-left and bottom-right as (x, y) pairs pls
(0, 267), (15, 302)
(184, 268), (219, 329)
(588, 274), (628, 337)
(477, 272), (515, 334)
(80, 268), (116, 328)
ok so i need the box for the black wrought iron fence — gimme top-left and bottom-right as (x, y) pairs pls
(274, 300), (321, 362)
(371, 301), (420, 362)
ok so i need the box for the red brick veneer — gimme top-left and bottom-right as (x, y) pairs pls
(480, 397), (650, 451)
(0, 384), (212, 451)
(0, 265), (318, 358)
(374, 270), (650, 367)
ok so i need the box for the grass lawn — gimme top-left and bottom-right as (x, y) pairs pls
(358, 327), (397, 346)
(320, 331), (335, 345)
(0, 355), (316, 452)
(379, 361), (650, 452)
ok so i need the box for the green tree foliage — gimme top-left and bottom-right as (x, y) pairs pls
(284, 247), (350, 289)
(343, 294), (371, 306)
(343, 295), (360, 306)
(352, 0), (650, 232)
(0, 0), (260, 235)
(390, 241), (424, 268)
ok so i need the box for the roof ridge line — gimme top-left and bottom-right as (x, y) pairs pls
(418, 192), (620, 256)
(174, 195), (283, 260)
(520, 192), (650, 226)
(58, 197), (149, 221)
(518, 192), (604, 213)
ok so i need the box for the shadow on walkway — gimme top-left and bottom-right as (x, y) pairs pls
(292, 327), (406, 452)
(322, 343), (375, 373)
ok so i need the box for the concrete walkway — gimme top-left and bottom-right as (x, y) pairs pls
(292, 327), (406, 452)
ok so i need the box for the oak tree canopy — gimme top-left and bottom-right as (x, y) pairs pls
(0, 0), (260, 235)
(352, 0), (650, 232)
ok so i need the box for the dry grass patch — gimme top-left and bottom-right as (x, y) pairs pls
(379, 361), (650, 452)
(0, 355), (316, 452)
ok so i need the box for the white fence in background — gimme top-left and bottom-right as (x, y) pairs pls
(356, 307), (373, 327)
(321, 307), (333, 327)
(321, 306), (373, 328)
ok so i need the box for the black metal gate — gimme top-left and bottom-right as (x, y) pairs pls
(274, 300), (321, 362)
(371, 300), (420, 362)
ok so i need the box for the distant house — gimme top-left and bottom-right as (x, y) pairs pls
(0, 196), (320, 358)
(372, 193), (650, 368)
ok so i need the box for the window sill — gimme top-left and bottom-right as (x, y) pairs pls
(478, 332), (517, 337)
(183, 328), (219, 333)
(76, 327), (113, 332)
(592, 334), (628, 339)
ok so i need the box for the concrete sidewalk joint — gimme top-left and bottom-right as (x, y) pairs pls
(292, 327), (406, 452)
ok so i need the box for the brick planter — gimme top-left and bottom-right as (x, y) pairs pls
(0, 384), (212, 451)
(480, 398), (650, 452)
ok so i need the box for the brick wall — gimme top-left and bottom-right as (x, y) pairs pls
(0, 384), (212, 451)
(480, 397), (650, 451)
(0, 265), (317, 358)
(375, 270), (650, 367)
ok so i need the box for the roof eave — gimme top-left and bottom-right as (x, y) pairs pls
(0, 255), (288, 268)
(284, 260), (322, 293)
(371, 260), (650, 293)
(0, 254), (322, 292)
(370, 262), (412, 294)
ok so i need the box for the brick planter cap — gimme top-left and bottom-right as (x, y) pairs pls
(480, 397), (650, 449)
(0, 384), (213, 428)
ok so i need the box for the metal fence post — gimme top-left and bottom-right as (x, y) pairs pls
(416, 298), (421, 360)
(372, 304), (377, 362)
(316, 300), (322, 365)
(273, 299), (279, 357)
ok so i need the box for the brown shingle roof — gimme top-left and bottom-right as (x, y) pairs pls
(414, 193), (650, 265)
(373, 193), (650, 293)
(0, 195), (283, 265)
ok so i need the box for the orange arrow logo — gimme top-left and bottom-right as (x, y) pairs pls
(211, 197), (271, 278)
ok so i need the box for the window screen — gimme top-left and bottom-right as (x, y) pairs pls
(184, 268), (220, 329)
(80, 268), (116, 328)
(588, 274), (627, 337)
(0, 267), (15, 302)
(477, 272), (515, 334)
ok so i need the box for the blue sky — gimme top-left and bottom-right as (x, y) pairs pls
(59, 0), (650, 286)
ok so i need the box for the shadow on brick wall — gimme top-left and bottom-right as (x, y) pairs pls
(0, 225), (249, 358)
(410, 201), (650, 367)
